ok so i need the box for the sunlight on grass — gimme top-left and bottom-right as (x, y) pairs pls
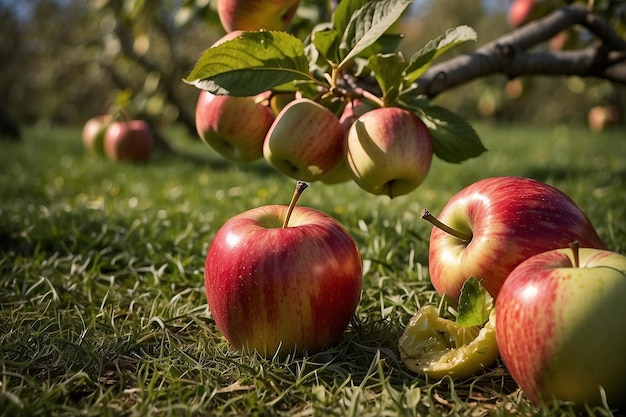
(0, 123), (625, 416)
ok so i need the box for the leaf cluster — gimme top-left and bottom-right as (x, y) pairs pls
(184, 0), (487, 164)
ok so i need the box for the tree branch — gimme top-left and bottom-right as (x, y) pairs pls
(416, 4), (626, 98)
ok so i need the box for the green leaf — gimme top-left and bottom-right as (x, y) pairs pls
(417, 105), (487, 164)
(312, 27), (341, 64)
(184, 31), (310, 97)
(404, 26), (477, 84)
(337, 0), (413, 69)
(367, 53), (406, 106)
(456, 277), (493, 328)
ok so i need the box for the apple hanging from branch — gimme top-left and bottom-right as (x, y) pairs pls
(204, 181), (363, 357)
(496, 242), (626, 408)
(217, 0), (301, 32)
(421, 176), (606, 302)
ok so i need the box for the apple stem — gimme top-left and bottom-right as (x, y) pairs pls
(569, 240), (580, 268)
(282, 181), (308, 228)
(421, 209), (473, 242)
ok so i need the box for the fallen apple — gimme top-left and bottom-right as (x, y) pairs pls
(422, 176), (606, 302)
(263, 98), (345, 182)
(104, 120), (154, 162)
(82, 114), (113, 157)
(217, 0), (301, 32)
(496, 243), (626, 408)
(196, 90), (275, 162)
(204, 181), (363, 357)
(344, 107), (433, 198)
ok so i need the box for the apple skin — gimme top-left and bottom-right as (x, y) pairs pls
(196, 90), (275, 162)
(263, 98), (345, 182)
(496, 247), (626, 407)
(204, 205), (363, 357)
(82, 115), (112, 156)
(344, 107), (433, 198)
(427, 176), (606, 302)
(217, 0), (301, 32)
(507, 0), (545, 28)
(104, 120), (154, 162)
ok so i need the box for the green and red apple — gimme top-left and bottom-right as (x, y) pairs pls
(204, 182), (363, 357)
(496, 245), (626, 408)
(217, 0), (301, 32)
(344, 107), (433, 198)
(422, 176), (606, 302)
(263, 98), (345, 182)
(196, 90), (275, 162)
(82, 114), (113, 157)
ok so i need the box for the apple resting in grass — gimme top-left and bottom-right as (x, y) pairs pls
(344, 107), (433, 198)
(496, 243), (626, 408)
(587, 105), (621, 133)
(217, 0), (301, 32)
(82, 115), (112, 157)
(204, 181), (363, 357)
(421, 176), (606, 302)
(263, 98), (345, 183)
(196, 90), (275, 162)
(104, 120), (154, 162)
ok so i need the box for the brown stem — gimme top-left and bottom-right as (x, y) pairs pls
(421, 209), (473, 242)
(569, 240), (580, 268)
(283, 181), (309, 228)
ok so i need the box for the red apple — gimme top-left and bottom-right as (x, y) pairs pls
(82, 114), (112, 157)
(507, 0), (550, 28)
(344, 107), (433, 198)
(196, 90), (275, 162)
(588, 105), (621, 133)
(204, 182), (363, 357)
(496, 245), (626, 407)
(217, 0), (301, 32)
(104, 120), (154, 162)
(263, 98), (345, 182)
(422, 176), (606, 302)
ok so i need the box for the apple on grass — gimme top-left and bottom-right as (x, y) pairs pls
(82, 114), (113, 157)
(496, 243), (626, 408)
(263, 98), (345, 183)
(204, 181), (363, 357)
(344, 107), (433, 198)
(421, 176), (606, 302)
(104, 120), (154, 162)
(196, 90), (275, 162)
(217, 0), (301, 32)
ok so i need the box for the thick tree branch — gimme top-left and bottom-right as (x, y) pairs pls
(416, 4), (626, 98)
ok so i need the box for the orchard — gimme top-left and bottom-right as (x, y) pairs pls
(2, 0), (626, 416)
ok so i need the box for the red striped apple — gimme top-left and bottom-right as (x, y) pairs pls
(217, 0), (301, 32)
(104, 120), (154, 162)
(196, 90), (275, 162)
(344, 107), (433, 198)
(422, 176), (606, 302)
(496, 244), (626, 408)
(82, 115), (112, 157)
(263, 98), (345, 182)
(204, 182), (363, 357)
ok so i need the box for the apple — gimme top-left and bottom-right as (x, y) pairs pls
(507, 0), (551, 28)
(422, 176), (606, 302)
(104, 120), (154, 162)
(588, 105), (621, 133)
(344, 107), (433, 198)
(196, 90), (275, 162)
(217, 0), (301, 32)
(496, 244), (626, 407)
(82, 114), (112, 156)
(204, 181), (363, 357)
(263, 98), (345, 182)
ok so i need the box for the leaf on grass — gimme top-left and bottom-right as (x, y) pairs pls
(184, 31), (310, 97)
(456, 277), (493, 327)
(336, 0), (413, 68)
(404, 25), (477, 84)
(418, 105), (487, 164)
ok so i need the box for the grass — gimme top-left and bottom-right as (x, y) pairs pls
(1, 121), (625, 416)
